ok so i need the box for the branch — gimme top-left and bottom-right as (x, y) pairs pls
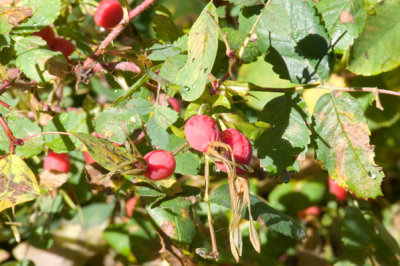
(0, 79), (11, 95)
(317, 84), (400, 97)
(0, 114), (24, 154)
(84, 0), (156, 69)
(92, 61), (141, 73)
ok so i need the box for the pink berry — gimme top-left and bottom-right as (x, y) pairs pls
(49, 38), (75, 58)
(297, 206), (321, 220)
(168, 97), (181, 113)
(328, 178), (347, 201)
(184, 115), (219, 153)
(83, 151), (96, 164)
(43, 150), (71, 173)
(33, 26), (55, 46)
(126, 196), (137, 217)
(94, 0), (123, 29)
(144, 150), (176, 181)
(215, 128), (252, 173)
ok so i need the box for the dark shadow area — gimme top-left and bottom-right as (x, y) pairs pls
(264, 46), (291, 81)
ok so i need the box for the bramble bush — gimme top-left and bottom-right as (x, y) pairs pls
(0, 0), (400, 265)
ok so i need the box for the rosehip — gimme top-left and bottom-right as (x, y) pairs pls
(126, 196), (137, 217)
(83, 151), (96, 164)
(94, 0), (123, 29)
(43, 150), (71, 173)
(184, 115), (219, 152)
(215, 128), (252, 173)
(328, 178), (347, 201)
(297, 206), (321, 220)
(168, 97), (181, 113)
(49, 38), (75, 58)
(144, 150), (176, 181)
(33, 26), (55, 46)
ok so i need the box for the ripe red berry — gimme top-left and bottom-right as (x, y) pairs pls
(215, 128), (252, 173)
(33, 26), (55, 46)
(49, 38), (75, 58)
(83, 151), (96, 164)
(144, 150), (176, 181)
(94, 0), (123, 29)
(126, 196), (137, 217)
(43, 150), (71, 173)
(328, 178), (347, 201)
(184, 115), (219, 152)
(168, 97), (181, 113)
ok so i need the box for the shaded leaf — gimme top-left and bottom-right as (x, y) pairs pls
(313, 91), (384, 199)
(176, 3), (219, 101)
(348, 0), (400, 75)
(153, 5), (182, 43)
(255, 93), (311, 174)
(0, 154), (40, 212)
(256, 0), (331, 83)
(210, 184), (306, 240)
(341, 207), (371, 248)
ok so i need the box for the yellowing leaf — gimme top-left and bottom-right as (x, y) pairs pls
(0, 154), (40, 213)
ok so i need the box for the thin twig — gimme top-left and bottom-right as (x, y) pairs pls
(0, 99), (11, 109)
(317, 84), (400, 97)
(206, 12), (234, 58)
(84, 0), (156, 69)
(0, 79), (11, 95)
(22, 131), (73, 142)
(238, 0), (272, 60)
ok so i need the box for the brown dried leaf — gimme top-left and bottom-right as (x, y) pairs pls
(39, 169), (68, 190)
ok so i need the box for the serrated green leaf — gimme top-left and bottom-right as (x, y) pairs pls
(153, 5), (182, 43)
(16, 0), (61, 33)
(147, 43), (182, 61)
(256, 0), (332, 83)
(0, 115), (43, 158)
(153, 106), (178, 130)
(125, 99), (153, 115)
(218, 112), (269, 140)
(348, 0), (400, 75)
(159, 54), (186, 96)
(16, 48), (63, 82)
(147, 116), (169, 149)
(0, 34), (11, 51)
(95, 108), (141, 144)
(146, 196), (197, 244)
(175, 152), (200, 175)
(103, 230), (131, 257)
(72, 133), (135, 172)
(12, 36), (46, 56)
(341, 207), (371, 248)
(113, 75), (149, 107)
(228, 0), (263, 6)
(317, 0), (366, 53)
(313, 91), (384, 199)
(210, 184), (306, 240)
(255, 93), (311, 174)
(176, 3), (219, 101)
(0, 16), (12, 34)
(0, 154), (40, 213)
(43, 111), (89, 153)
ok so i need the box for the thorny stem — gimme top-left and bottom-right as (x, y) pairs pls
(0, 99), (11, 109)
(0, 79), (11, 95)
(316, 84), (400, 97)
(204, 154), (219, 260)
(84, 0), (156, 68)
(238, 0), (272, 60)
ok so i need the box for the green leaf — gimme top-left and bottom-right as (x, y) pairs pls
(95, 108), (141, 144)
(317, 0), (366, 53)
(256, 0), (331, 83)
(147, 196), (197, 244)
(153, 5), (182, 43)
(147, 116), (169, 149)
(103, 230), (131, 257)
(175, 152), (200, 175)
(12, 36), (47, 56)
(147, 43), (182, 61)
(16, 48), (63, 83)
(313, 91), (384, 199)
(0, 115), (43, 158)
(113, 75), (149, 107)
(125, 99), (153, 115)
(16, 0), (61, 33)
(0, 16), (12, 35)
(43, 111), (89, 153)
(176, 3), (219, 101)
(72, 203), (113, 228)
(341, 207), (371, 248)
(228, 0), (263, 6)
(210, 184), (306, 240)
(255, 93), (311, 174)
(348, 0), (400, 75)
(153, 106), (178, 130)
(0, 154), (40, 213)
(72, 133), (134, 172)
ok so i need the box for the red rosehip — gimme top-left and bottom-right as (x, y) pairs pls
(215, 128), (252, 173)
(94, 0), (123, 29)
(43, 150), (71, 173)
(33, 26), (55, 46)
(328, 178), (347, 201)
(168, 97), (181, 113)
(297, 206), (321, 220)
(184, 115), (219, 153)
(126, 196), (137, 217)
(49, 38), (75, 58)
(83, 151), (96, 164)
(144, 150), (176, 181)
